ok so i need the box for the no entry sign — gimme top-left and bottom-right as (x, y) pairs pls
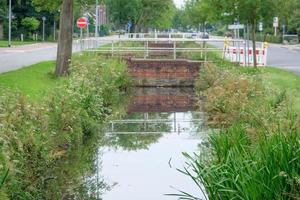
(77, 17), (87, 29)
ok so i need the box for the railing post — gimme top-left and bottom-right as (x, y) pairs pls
(144, 41), (146, 59)
(112, 40), (114, 57)
(146, 41), (149, 58)
(204, 41), (207, 62)
(201, 40), (203, 59)
(173, 41), (176, 60)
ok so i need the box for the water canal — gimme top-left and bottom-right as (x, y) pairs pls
(96, 87), (208, 199)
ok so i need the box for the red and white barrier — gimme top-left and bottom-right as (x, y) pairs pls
(224, 43), (268, 67)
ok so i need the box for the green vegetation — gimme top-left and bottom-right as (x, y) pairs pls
(0, 40), (36, 47)
(0, 61), (61, 100)
(177, 50), (300, 199)
(0, 53), (131, 199)
(263, 67), (300, 111)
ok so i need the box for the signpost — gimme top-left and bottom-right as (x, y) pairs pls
(42, 16), (46, 41)
(273, 17), (279, 36)
(77, 17), (88, 29)
(259, 22), (263, 41)
(228, 24), (245, 30)
(77, 17), (88, 39)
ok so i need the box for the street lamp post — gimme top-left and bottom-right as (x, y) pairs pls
(8, 0), (12, 47)
(42, 16), (46, 41)
(95, 0), (99, 37)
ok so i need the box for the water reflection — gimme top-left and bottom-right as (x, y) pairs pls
(99, 87), (206, 200)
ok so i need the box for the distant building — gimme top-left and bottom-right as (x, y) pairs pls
(98, 4), (107, 25)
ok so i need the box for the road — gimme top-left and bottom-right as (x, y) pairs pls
(1, 36), (300, 75)
(0, 36), (117, 74)
(210, 38), (300, 75)
(0, 43), (57, 73)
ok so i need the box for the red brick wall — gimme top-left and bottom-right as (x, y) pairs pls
(127, 87), (196, 113)
(126, 59), (203, 87)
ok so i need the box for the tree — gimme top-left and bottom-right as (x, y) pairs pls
(32, 0), (95, 76)
(201, 0), (276, 68)
(184, 0), (211, 31)
(0, 0), (6, 40)
(106, 0), (175, 32)
(55, 0), (74, 76)
(21, 17), (40, 36)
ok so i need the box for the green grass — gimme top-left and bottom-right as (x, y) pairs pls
(0, 40), (37, 47)
(263, 67), (300, 111)
(0, 61), (63, 101)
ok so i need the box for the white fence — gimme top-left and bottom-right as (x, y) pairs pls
(74, 36), (268, 66)
(124, 32), (208, 39)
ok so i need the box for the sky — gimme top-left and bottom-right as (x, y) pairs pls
(173, 0), (184, 8)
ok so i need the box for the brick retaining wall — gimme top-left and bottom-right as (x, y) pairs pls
(126, 58), (203, 87)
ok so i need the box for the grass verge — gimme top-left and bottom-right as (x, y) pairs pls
(0, 40), (36, 47)
(0, 61), (62, 101)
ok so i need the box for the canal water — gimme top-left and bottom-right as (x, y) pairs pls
(96, 87), (208, 200)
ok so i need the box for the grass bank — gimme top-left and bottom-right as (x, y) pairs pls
(0, 54), (131, 199)
(178, 43), (300, 199)
(0, 40), (36, 47)
(0, 61), (62, 101)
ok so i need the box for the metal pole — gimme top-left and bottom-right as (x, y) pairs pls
(42, 17), (46, 41)
(53, 21), (56, 41)
(95, 0), (99, 37)
(8, 0), (12, 47)
(173, 41), (176, 60)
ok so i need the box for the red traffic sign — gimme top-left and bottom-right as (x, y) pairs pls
(77, 17), (87, 29)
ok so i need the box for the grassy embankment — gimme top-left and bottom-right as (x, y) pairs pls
(177, 42), (300, 199)
(0, 53), (131, 199)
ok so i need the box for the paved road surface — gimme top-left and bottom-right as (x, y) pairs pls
(1, 36), (300, 75)
(0, 36), (117, 74)
(0, 43), (57, 73)
(268, 44), (300, 75)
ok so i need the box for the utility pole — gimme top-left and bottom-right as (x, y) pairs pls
(42, 17), (46, 41)
(95, 0), (99, 37)
(8, 0), (12, 47)
(53, 20), (56, 41)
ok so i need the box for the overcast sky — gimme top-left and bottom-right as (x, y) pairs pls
(173, 0), (184, 8)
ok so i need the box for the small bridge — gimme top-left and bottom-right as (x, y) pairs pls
(76, 35), (246, 86)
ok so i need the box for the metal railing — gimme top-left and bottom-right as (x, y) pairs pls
(124, 32), (208, 39)
(76, 37), (245, 62)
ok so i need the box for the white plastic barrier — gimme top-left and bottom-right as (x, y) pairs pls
(224, 43), (268, 67)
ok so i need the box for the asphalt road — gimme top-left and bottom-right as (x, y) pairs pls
(0, 36), (117, 74)
(268, 44), (300, 75)
(0, 43), (57, 73)
(1, 37), (300, 75)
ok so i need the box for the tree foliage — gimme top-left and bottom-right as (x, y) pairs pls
(106, 0), (175, 31)
(21, 17), (40, 32)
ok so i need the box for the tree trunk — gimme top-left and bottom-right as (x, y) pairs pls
(251, 22), (257, 68)
(0, 22), (3, 40)
(55, 0), (74, 76)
